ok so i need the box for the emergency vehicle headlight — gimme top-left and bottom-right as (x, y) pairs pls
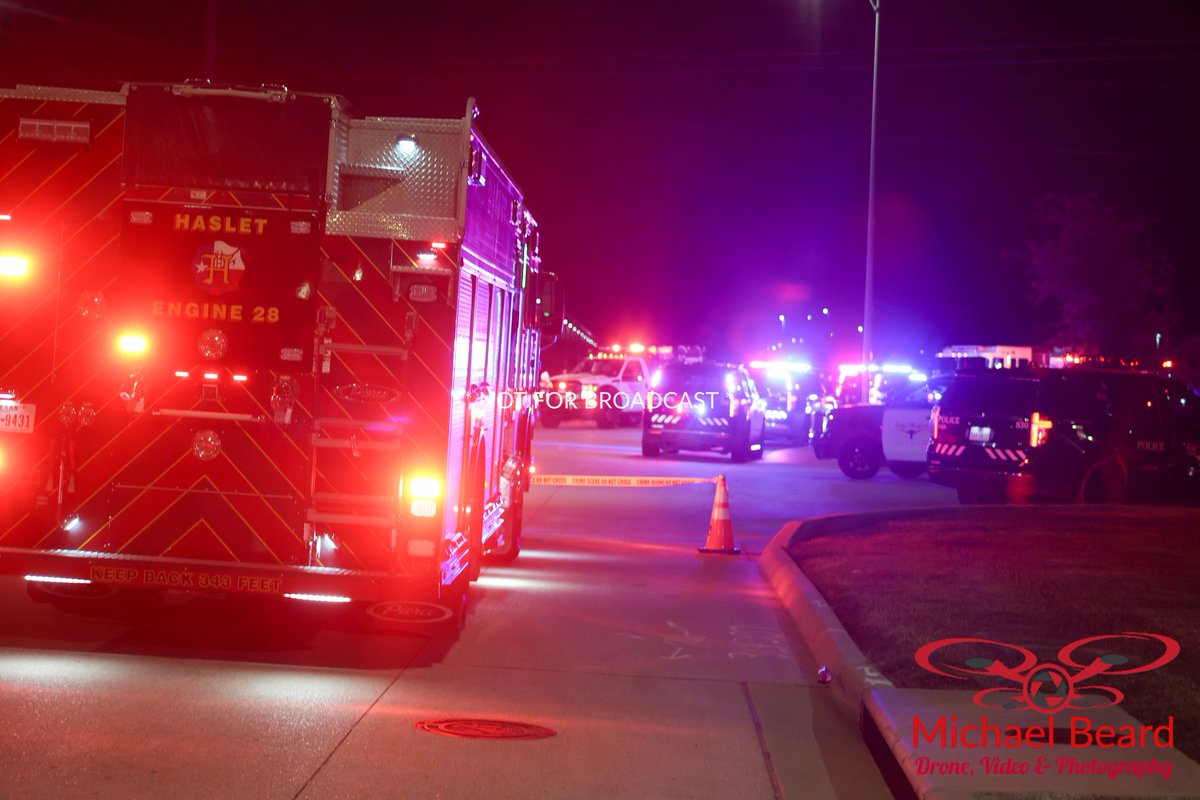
(0, 255), (30, 278)
(117, 333), (149, 355)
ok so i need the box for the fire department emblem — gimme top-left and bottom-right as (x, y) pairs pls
(193, 240), (246, 295)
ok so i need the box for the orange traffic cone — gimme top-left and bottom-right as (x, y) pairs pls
(700, 475), (740, 554)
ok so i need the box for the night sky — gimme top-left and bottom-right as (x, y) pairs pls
(3, 0), (1198, 363)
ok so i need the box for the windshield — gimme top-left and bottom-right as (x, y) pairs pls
(571, 358), (623, 377)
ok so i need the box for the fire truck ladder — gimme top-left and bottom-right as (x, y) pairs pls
(306, 337), (410, 568)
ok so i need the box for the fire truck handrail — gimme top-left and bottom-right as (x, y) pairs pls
(311, 437), (401, 452)
(151, 409), (266, 423)
(319, 341), (409, 358)
(313, 417), (401, 432)
(112, 484), (294, 501)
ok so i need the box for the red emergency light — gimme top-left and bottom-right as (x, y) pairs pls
(0, 255), (30, 278)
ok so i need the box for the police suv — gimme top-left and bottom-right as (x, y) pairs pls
(642, 362), (767, 462)
(928, 368), (1200, 504)
(814, 379), (948, 479)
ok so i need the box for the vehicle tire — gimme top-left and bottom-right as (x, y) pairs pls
(837, 437), (881, 479)
(752, 429), (766, 460)
(889, 461), (926, 479)
(731, 428), (753, 463)
(1079, 460), (1127, 504)
(595, 392), (621, 429)
(641, 440), (660, 457)
(540, 408), (561, 428)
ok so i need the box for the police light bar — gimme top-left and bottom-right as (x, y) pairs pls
(749, 360), (812, 373)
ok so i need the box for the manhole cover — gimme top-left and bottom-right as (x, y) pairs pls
(415, 718), (557, 740)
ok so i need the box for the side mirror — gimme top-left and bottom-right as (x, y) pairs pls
(537, 271), (564, 344)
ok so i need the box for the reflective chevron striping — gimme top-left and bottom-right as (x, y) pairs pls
(985, 448), (1027, 462)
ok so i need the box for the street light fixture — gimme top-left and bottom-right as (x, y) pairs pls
(862, 0), (881, 403)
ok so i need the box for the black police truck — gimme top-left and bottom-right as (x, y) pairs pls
(928, 368), (1200, 504)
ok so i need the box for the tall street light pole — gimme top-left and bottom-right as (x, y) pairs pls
(862, 0), (880, 404)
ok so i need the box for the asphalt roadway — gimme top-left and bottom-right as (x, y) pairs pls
(0, 423), (960, 799)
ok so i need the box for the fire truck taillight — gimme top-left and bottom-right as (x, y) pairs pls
(1030, 412), (1053, 447)
(0, 255), (30, 278)
(405, 476), (442, 518)
(116, 332), (149, 355)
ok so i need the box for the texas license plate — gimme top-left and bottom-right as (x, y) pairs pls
(0, 403), (36, 434)
(968, 425), (992, 443)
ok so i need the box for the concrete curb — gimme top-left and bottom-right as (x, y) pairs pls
(758, 517), (894, 721)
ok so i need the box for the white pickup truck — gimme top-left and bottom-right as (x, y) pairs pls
(541, 354), (651, 428)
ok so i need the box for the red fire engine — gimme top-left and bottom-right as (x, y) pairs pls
(0, 82), (561, 625)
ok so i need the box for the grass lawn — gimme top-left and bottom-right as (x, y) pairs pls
(787, 505), (1200, 762)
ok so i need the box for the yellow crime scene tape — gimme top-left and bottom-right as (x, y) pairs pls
(531, 474), (715, 488)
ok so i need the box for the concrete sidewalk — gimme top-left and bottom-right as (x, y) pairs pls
(759, 516), (1200, 800)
